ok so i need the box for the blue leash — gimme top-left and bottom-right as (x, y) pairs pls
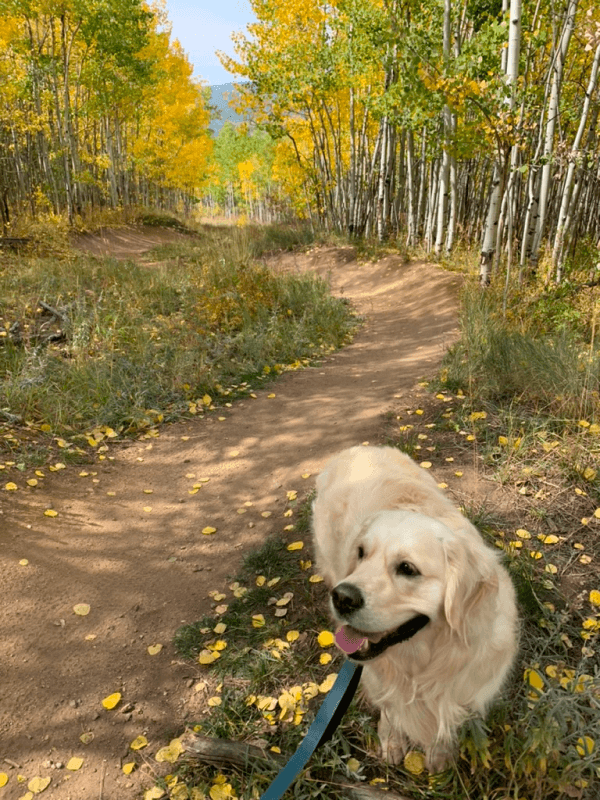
(259, 659), (363, 800)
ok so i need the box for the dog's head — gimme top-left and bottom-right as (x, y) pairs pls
(330, 509), (498, 659)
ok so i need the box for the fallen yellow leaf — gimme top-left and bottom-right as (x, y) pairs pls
(404, 751), (425, 775)
(28, 776), (51, 793)
(122, 762), (136, 775)
(66, 757), (83, 771)
(147, 644), (163, 656)
(73, 604), (91, 616)
(44, 509), (58, 517)
(0, 774), (8, 788)
(130, 735), (149, 751)
(102, 692), (122, 710)
(202, 526), (217, 535)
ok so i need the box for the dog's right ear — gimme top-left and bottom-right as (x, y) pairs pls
(443, 536), (499, 645)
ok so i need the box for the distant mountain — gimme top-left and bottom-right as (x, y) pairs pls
(209, 82), (249, 135)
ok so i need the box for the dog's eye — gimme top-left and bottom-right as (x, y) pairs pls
(396, 561), (419, 577)
(357, 545), (365, 559)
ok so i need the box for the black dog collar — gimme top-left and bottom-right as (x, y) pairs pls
(347, 613), (430, 662)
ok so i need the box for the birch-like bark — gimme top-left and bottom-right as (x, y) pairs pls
(530, 0), (578, 265)
(552, 42), (600, 280)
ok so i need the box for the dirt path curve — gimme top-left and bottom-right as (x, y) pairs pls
(0, 239), (460, 799)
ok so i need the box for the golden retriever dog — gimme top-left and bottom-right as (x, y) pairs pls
(312, 445), (518, 771)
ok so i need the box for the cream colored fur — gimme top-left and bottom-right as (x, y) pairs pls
(312, 445), (519, 771)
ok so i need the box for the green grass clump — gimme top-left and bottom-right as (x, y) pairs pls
(441, 281), (600, 421)
(0, 225), (358, 462)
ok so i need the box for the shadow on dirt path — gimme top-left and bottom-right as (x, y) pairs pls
(0, 238), (460, 799)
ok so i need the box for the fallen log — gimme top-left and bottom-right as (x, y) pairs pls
(180, 731), (413, 800)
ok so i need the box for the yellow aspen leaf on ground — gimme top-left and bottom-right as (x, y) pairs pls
(524, 668), (544, 691)
(530, 551), (542, 559)
(545, 564), (558, 574)
(589, 590), (600, 606)
(27, 479), (38, 487)
(516, 529), (532, 539)
(102, 692), (121, 709)
(594, 508), (600, 518)
(147, 644), (163, 655)
(66, 757), (83, 771)
(255, 575), (266, 586)
(143, 489), (153, 494)
(498, 436), (508, 446)
(541, 535), (559, 544)
(198, 650), (219, 664)
(583, 467), (597, 481)
(283, 524), (295, 531)
(155, 738), (184, 763)
(468, 411), (487, 421)
(267, 393), (276, 399)
(213, 622), (227, 634)
(5, 482), (18, 491)
(437, 482), (448, 489)
(286, 630), (300, 642)
(73, 604), (90, 616)
(301, 473), (311, 479)
(287, 541), (303, 551)
(80, 732), (94, 744)
(40, 424), (52, 432)
(144, 787), (165, 800)
(0, 774), (7, 787)
(286, 490), (297, 501)
(28, 777), (51, 793)
(415, 409), (424, 415)
(252, 614), (265, 627)
(202, 394), (212, 406)
(106, 491), (116, 496)
(19, 559), (29, 566)
(261, 511), (271, 518)
(236, 507), (246, 514)
(276, 593), (293, 606)
(309, 574), (323, 582)
(209, 783), (235, 800)
(404, 751), (425, 775)
(582, 517), (590, 525)
(347, 757), (361, 773)
(454, 471), (463, 477)
(578, 420), (591, 428)
(228, 450), (239, 457)
(580, 555), (592, 564)
(318, 674), (336, 693)
(202, 526), (216, 535)
(318, 630), (334, 647)
(445, 457), (454, 462)
(143, 506), (152, 513)
(542, 441), (559, 452)
(130, 735), (148, 751)
(208, 696), (222, 707)
(420, 461), (432, 469)
(44, 509), (58, 517)
(267, 577), (280, 587)
(589, 423), (600, 434)
(576, 737), (595, 756)
(320, 653), (332, 664)
(209, 640), (227, 651)
(122, 762), (135, 774)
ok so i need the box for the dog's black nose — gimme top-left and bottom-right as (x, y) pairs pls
(331, 582), (364, 616)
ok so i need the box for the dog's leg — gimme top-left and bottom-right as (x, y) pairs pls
(377, 709), (409, 765)
(424, 740), (455, 773)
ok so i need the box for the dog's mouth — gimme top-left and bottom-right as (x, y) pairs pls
(335, 614), (430, 662)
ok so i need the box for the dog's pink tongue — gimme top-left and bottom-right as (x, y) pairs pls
(335, 625), (367, 654)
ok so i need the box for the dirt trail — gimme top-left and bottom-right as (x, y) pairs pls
(0, 234), (460, 799)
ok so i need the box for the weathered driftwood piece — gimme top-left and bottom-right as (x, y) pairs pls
(180, 731), (412, 800)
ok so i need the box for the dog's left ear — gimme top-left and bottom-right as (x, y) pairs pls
(443, 536), (499, 644)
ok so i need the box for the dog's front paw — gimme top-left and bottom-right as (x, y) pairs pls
(425, 743), (454, 773)
(377, 713), (409, 765)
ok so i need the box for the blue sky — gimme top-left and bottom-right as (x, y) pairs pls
(164, 0), (255, 86)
